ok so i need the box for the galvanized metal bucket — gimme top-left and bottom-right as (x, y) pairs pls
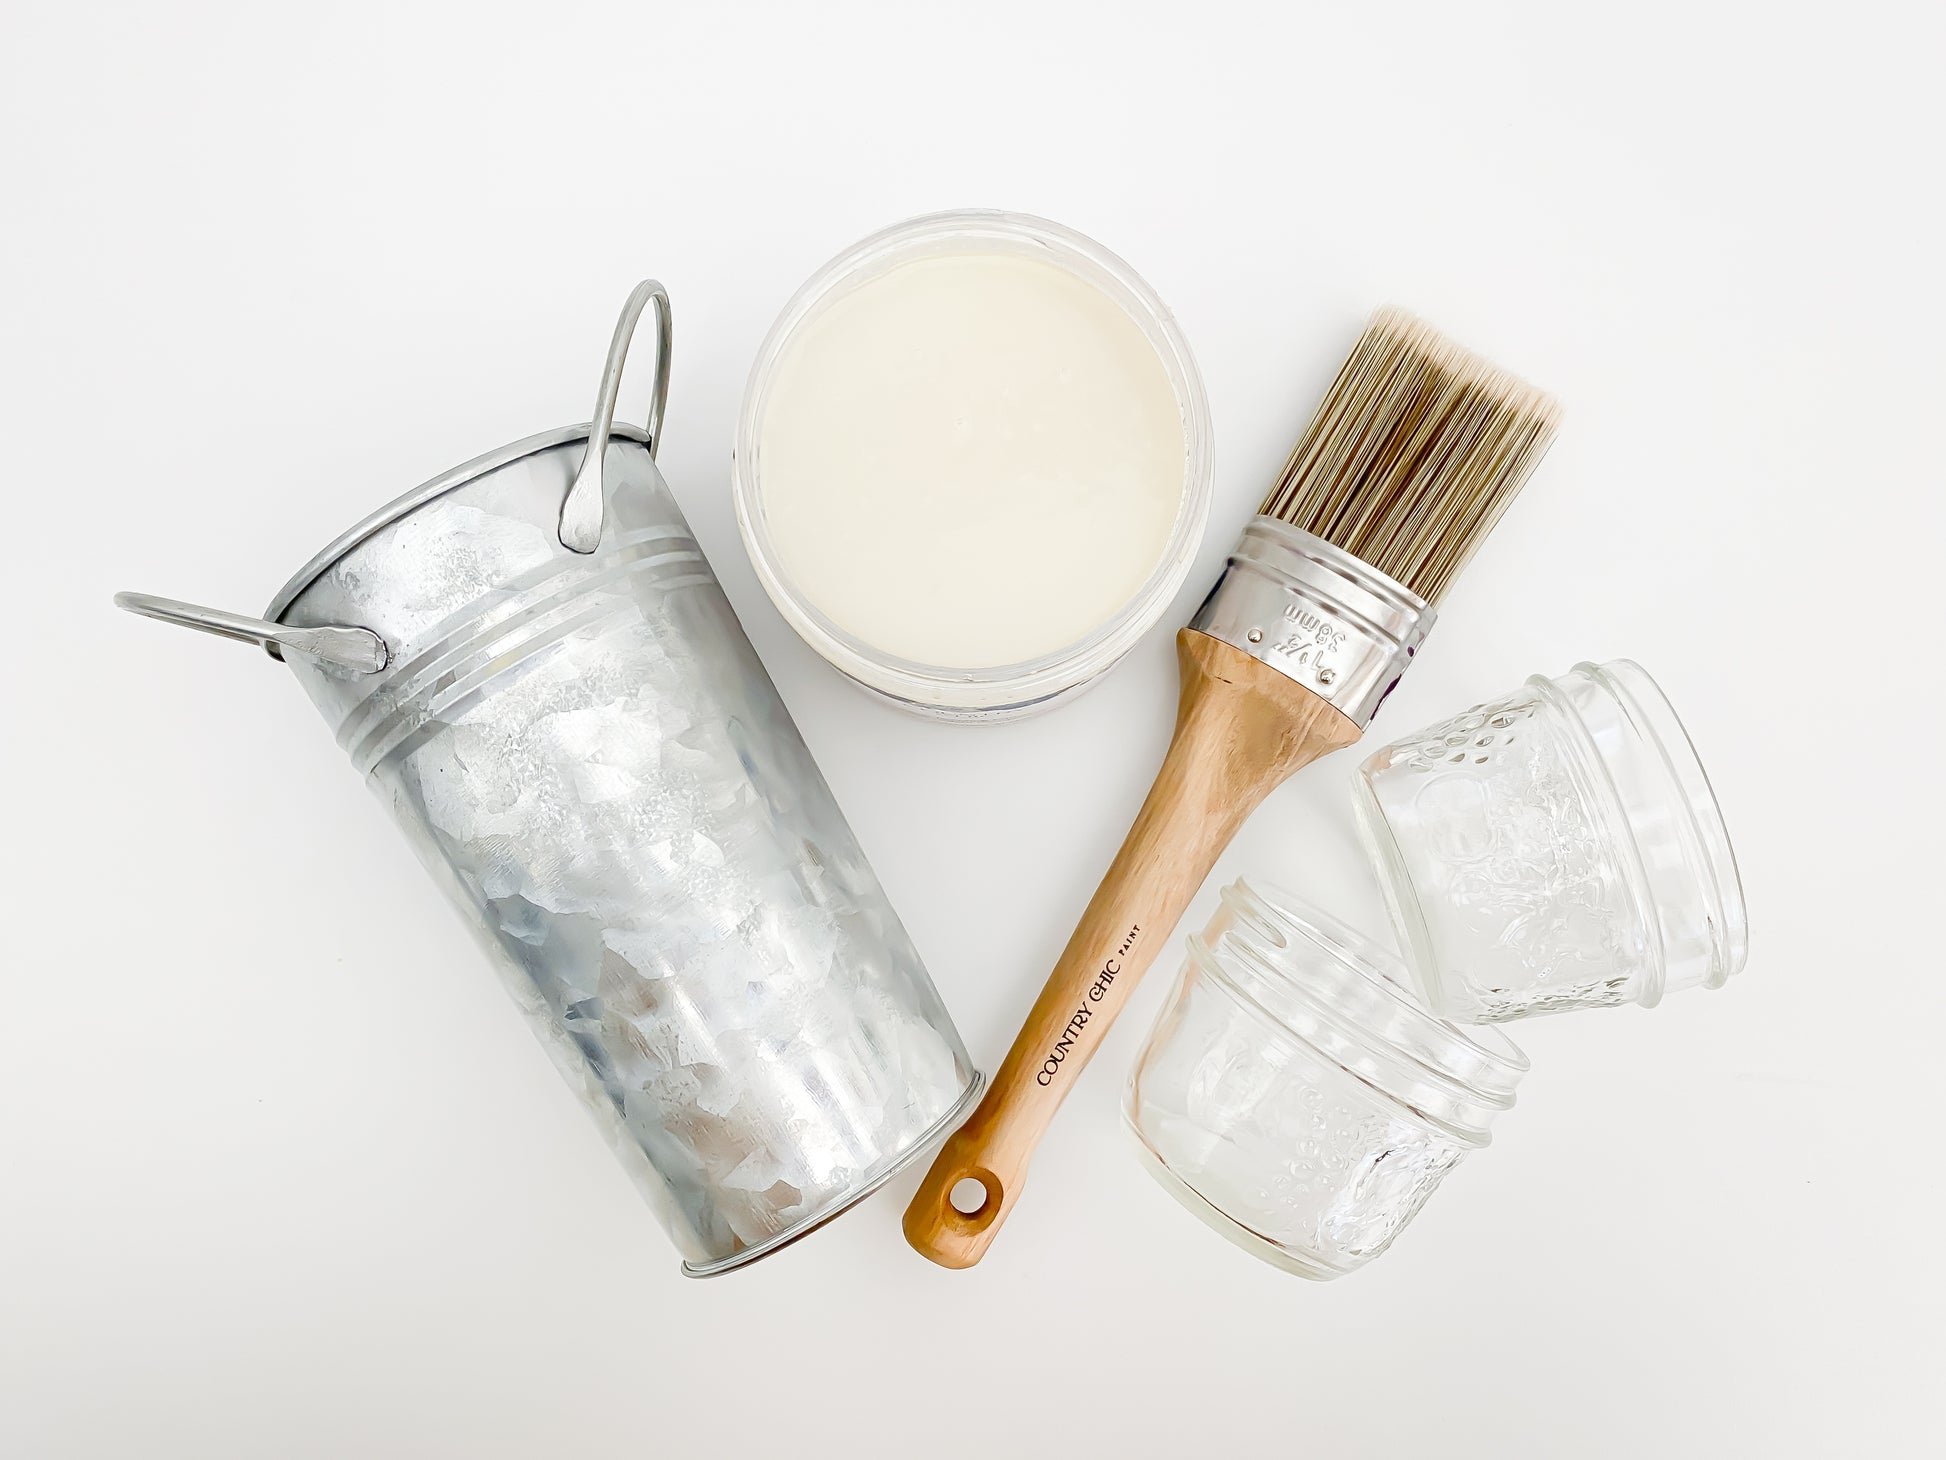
(117, 282), (982, 1274)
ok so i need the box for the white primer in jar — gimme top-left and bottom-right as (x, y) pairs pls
(735, 211), (1213, 720)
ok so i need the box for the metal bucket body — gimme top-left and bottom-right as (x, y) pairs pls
(268, 425), (978, 1271)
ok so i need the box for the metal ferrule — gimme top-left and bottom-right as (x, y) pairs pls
(1188, 517), (1436, 727)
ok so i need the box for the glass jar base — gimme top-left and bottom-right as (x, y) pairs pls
(1125, 1117), (1351, 1282)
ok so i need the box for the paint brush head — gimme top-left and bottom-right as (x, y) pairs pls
(1260, 308), (1561, 605)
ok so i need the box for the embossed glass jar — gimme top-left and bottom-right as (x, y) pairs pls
(1354, 659), (1747, 1023)
(1125, 882), (1526, 1279)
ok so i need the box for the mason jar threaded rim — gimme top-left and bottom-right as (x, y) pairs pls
(1567, 660), (1747, 996)
(1531, 660), (1748, 1004)
(1191, 881), (1527, 1147)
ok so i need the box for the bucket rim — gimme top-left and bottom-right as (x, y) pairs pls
(263, 422), (651, 623)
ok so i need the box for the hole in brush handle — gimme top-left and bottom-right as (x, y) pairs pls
(905, 1148), (1012, 1265)
(943, 1169), (1003, 1232)
(949, 1177), (992, 1218)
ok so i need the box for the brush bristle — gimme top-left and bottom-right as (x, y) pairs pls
(1259, 308), (1561, 604)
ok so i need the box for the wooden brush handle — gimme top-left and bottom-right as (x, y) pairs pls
(903, 629), (1361, 1268)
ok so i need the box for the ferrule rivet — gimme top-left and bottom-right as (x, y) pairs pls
(1318, 667), (1337, 685)
(1246, 628), (1263, 644)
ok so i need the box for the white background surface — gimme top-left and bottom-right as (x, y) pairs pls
(4, 4), (1942, 1456)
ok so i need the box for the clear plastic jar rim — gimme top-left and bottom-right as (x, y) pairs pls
(732, 209), (1215, 714)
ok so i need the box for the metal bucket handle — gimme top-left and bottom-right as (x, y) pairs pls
(111, 592), (391, 673)
(559, 279), (672, 554)
(113, 280), (673, 673)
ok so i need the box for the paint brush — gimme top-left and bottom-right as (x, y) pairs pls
(903, 307), (1562, 1267)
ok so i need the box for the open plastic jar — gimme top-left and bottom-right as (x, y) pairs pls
(734, 210), (1213, 720)
(1353, 659), (1748, 1023)
(1125, 882), (1527, 1279)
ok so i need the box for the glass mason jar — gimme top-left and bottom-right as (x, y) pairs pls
(1353, 659), (1748, 1023)
(1125, 882), (1526, 1279)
